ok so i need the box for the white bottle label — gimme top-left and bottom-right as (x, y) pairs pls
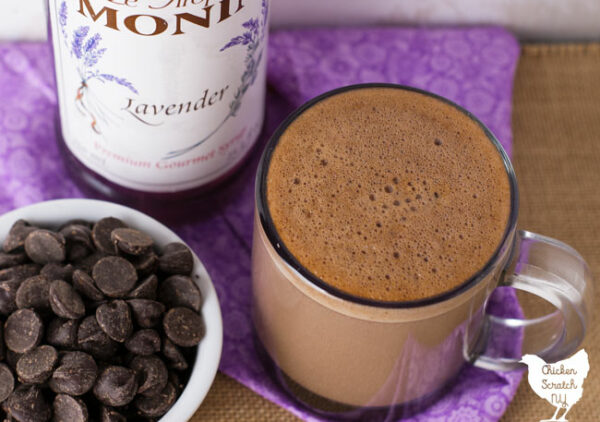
(49, 0), (268, 193)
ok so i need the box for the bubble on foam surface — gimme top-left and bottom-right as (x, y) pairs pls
(266, 88), (511, 302)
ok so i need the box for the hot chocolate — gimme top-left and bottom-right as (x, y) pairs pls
(252, 86), (589, 411)
(266, 87), (511, 302)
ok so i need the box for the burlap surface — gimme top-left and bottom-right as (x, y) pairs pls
(191, 43), (600, 422)
(500, 43), (600, 422)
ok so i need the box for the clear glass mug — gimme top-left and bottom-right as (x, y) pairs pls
(250, 84), (593, 414)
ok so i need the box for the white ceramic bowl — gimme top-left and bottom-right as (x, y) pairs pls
(0, 199), (223, 421)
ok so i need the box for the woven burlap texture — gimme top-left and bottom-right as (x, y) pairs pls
(191, 43), (600, 422)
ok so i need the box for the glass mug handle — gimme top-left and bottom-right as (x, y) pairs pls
(469, 230), (594, 371)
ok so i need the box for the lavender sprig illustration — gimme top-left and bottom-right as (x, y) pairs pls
(163, 0), (269, 160)
(71, 26), (89, 59)
(59, 1), (137, 134)
(58, 2), (68, 41)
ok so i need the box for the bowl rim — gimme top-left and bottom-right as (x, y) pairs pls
(0, 198), (223, 421)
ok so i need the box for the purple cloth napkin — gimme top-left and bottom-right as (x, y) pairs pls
(0, 26), (522, 421)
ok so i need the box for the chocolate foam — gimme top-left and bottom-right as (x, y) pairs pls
(266, 87), (511, 302)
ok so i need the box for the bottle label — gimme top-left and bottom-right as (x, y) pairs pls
(49, 0), (268, 192)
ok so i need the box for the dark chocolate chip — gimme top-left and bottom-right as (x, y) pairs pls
(93, 366), (138, 407)
(127, 275), (157, 300)
(159, 275), (202, 312)
(4, 309), (43, 353)
(15, 275), (51, 310)
(134, 381), (177, 418)
(40, 263), (74, 283)
(3, 385), (51, 422)
(130, 252), (158, 277)
(0, 265), (41, 316)
(92, 218), (127, 255)
(59, 224), (93, 250)
(0, 253), (27, 270)
(3, 220), (36, 253)
(49, 280), (85, 320)
(24, 230), (66, 265)
(72, 270), (104, 302)
(127, 300), (165, 329)
(92, 257), (137, 298)
(111, 228), (153, 256)
(158, 243), (193, 275)
(162, 338), (188, 371)
(72, 252), (106, 275)
(163, 307), (204, 347)
(49, 351), (97, 396)
(53, 394), (88, 422)
(125, 330), (161, 356)
(0, 264), (40, 283)
(100, 406), (126, 422)
(0, 363), (14, 402)
(0, 279), (22, 316)
(130, 355), (168, 397)
(15, 345), (58, 384)
(96, 300), (133, 343)
(46, 318), (79, 349)
(77, 316), (119, 360)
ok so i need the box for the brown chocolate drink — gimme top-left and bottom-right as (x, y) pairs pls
(252, 85), (516, 408)
(266, 87), (511, 302)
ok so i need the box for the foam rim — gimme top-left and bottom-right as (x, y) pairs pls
(256, 83), (519, 309)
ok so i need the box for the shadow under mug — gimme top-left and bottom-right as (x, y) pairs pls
(250, 84), (594, 413)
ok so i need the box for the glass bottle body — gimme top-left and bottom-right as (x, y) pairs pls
(48, 0), (269, 210)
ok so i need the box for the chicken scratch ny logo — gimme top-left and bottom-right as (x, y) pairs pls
(520, 349), (589, 421)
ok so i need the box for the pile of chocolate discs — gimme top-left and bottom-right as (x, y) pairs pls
(0, 217), (205, 421)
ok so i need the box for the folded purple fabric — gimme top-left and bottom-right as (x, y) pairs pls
(0, 26), (522, 421)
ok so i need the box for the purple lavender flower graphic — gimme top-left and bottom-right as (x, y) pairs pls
(84, 33), (101, 54)
(165, 0), (269, 159)
(71, 26), (89, 60)
(242, 18), (259, 34)
(59, 1), (68, 40)
(58, 1), (137, 134)
(59, 2), (67, 26)
(100, 74), (138, 95)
